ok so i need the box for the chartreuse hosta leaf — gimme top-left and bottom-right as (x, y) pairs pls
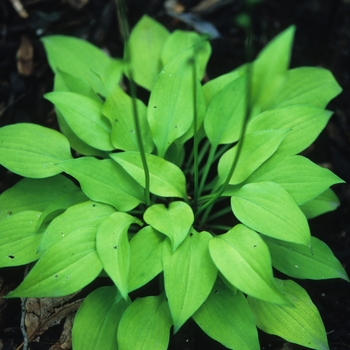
(218, 129), (289, 185)
(39, 201), (115, 252)
(248, 279), (329, 350)
(163, 230), (217, 332)
(7, 225), (102, 298)
(0, 175), (79, 220)
(209, 224), (289, 305)
(204, 75), (246, 146)
(110, 151), (187, 199)
(57, 157), (144, 211)
(245, 154), (344, 205)
(127, 15), (169, 90)
(300, 188), (340, 219)
(0, 123), (72, 178)
(73, 286), (130, 350)
(247, 106), (333, 155)
(96, 212), (142, 299)
(0, 211), (43, 267)
(147, 47), (205, 157)
(230, 182), (311, 246)
(144, 201), (194, 251)
(41, 35), (122, 96)
(102, 86), (153, 152)
(37, 190), (88, 228)
(45, 92), (114, 151)
(128, 226), (164, 292)
(193, 278), (259, 350)
(271, 67), (342, 109)
(117, 293), (172, 350)
(262, 235), (349, 281)
(161, 30), (211, 79)
(251, 26), (295, 112)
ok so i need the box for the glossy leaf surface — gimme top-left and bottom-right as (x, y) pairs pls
(230, 182), (311, 246)
(248, 279), (329, 350)
(0, 123), (71, 178)
(7, 225), (102, 298)
(144, 201), (194, 251)
(73, 287), (130, 350)
(128, 226), (164, 292)
(96, 212), (142, 299)
(163, 230), (217, 331)
(58, 157), (144, 211)
(193, 278), (259, 350)
(262, 235), (349, 281)
(117, 293), (172, 350)
(110, 151), (187, 198)
(209, 225), (288, 305)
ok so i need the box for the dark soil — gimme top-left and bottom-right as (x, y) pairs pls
(1, 0), (350, 349)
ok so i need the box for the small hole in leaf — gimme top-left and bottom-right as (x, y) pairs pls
(190, 233), (193, 237)
(54, 274), (58, 278)
(153, 106), (157, 108)
(113, 245), (118, 249)
(253, 244), (257, 247)
(8, 255), (15, 259)
(92, 204), (96, 207)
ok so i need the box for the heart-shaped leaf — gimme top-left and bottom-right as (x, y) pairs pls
(209, 224), (289, 305)
(144, 201), (194, 251)
(96, 212), (142, 299)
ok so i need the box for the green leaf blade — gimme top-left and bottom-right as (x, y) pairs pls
(209, 224), (289, 305)
(0, 123), (72, 178)
(193, 278), (259, 350)
(110, 151), (187, 199)
(230, 182), (311, 246)
(96, 212), (142, 299)
(73, 286), (130, 350)
(57, 157), (144, 211)
(163, 230), (218, 331)
(7, 225), (102, 298)
(144, 201), (194, 251)
(117, 293), (172, 350)
(248, 279), (330, 350)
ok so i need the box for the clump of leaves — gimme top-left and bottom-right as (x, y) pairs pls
(0, 15), (348, 350)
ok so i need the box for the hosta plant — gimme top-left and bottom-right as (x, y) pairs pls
(0, 15), (348, 350)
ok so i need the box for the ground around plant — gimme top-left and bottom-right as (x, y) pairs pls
(0, 0), (350, 349)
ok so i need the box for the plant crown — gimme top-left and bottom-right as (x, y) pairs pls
(0, 15), (348, 350)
